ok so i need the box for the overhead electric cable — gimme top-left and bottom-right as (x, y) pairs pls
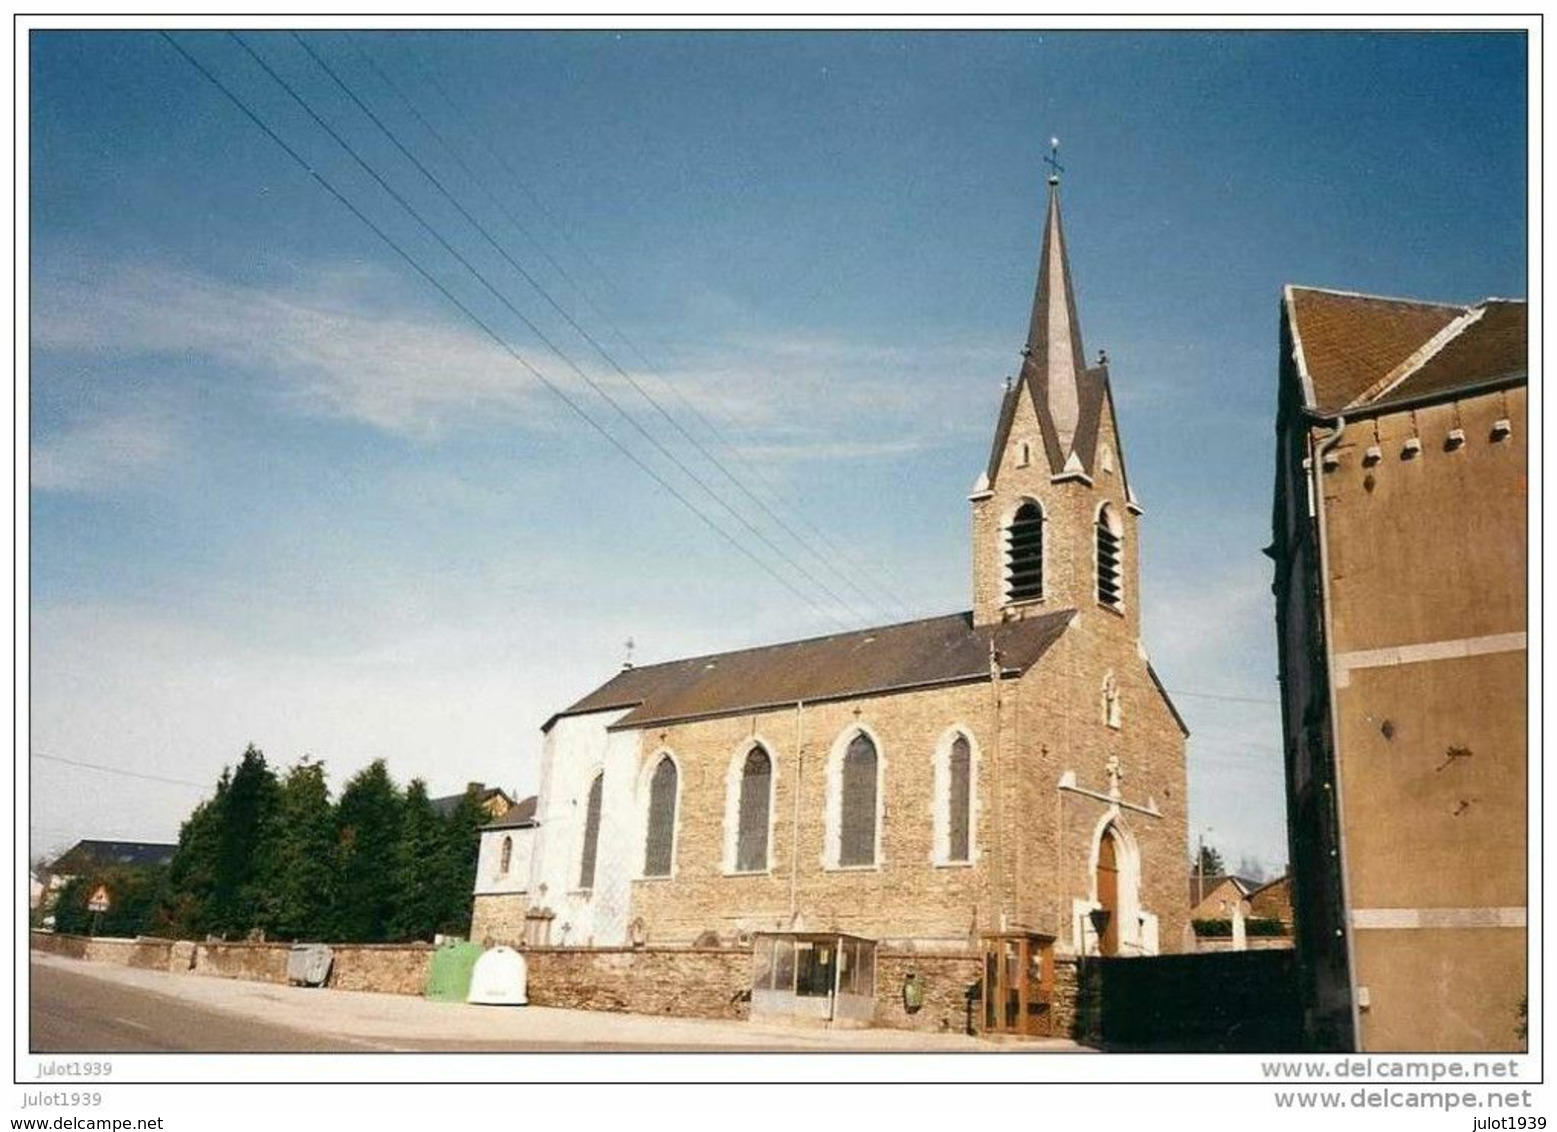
(31, 751), (210, 790)
(159, 32), (850, 631)
(379, 40), (922, 620)
(343, 36), (913, 624)
(237, 31), (868, 627)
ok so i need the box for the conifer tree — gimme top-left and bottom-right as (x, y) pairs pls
(332, 760), (403, 942)
(436, 786), (485, 936)
(262, 757), (336, 940)
(389, 779), (445, 942)
(209, 744), (280, 935)
(165, 770), (230, 937)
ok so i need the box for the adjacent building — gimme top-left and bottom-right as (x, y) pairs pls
(1271, 285), (1527, 1051)
(431, 783), (516, 822)
(490, 171), (1190, 983)
(469, 795), (539, 944)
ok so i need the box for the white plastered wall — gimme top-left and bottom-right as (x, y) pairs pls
(473, 826), (535, 897)
(529, 710), (641, 946)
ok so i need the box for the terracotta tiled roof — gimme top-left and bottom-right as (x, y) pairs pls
(1384, 299), (1528, 407)
(549, 609), (1077, 732)
(1285, 286), (1527, 415)
(1286, 286), (1465, 414)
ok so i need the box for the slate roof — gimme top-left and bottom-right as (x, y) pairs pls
(49, 839), (177, 875)
(548, 609), (1077, 733)
(1284, 286), (1527, 415)
(984, 184), (1117, 484)
(483, 795), (539, 830)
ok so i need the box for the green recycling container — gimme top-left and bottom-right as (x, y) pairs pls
(424, 941), (485, 1002)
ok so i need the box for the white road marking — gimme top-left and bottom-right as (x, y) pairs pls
(111, 1016), (151, 1031)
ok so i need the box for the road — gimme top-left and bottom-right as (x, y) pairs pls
(31, 961), (373, 1052)
(29, 957), (1047, 1053)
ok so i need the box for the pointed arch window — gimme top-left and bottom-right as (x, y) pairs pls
(839, 733), (879, 867)
(947, 735), (972, 863)
(499, 835), (513, 876)
(644, 756), (678, 878)
(577, 773), (603, 891)
(1006, 501), (1044, 603)
(735, 746), (772, 873)
(1096, 504), (1123, 609)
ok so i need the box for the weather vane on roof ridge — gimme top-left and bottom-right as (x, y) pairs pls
(1044, 136), (1064, 186)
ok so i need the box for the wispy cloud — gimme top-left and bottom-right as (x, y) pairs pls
(33, 261), (548, 439)
(31, 412), (174, 494)
(33, 258), (1008, 464)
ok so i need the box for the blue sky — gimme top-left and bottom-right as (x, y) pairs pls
(29, 30), (1527, 875)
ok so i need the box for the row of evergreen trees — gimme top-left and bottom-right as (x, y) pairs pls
(56, 745), (488, 943)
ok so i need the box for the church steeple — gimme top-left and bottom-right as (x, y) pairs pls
(1024, 181), (1088, 459)
(971, 151), (1140, 630)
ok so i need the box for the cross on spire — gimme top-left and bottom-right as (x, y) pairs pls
(1044, 136), (1064, 185)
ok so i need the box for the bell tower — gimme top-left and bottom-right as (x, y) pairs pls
(970, 148), (1141, 631)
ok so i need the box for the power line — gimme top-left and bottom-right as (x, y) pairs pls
(376, 39), (922, 622)
(31, 751), (210, 790)
(160, 32), (851, 633)
(1165, 687), (1280, 707)
(296, 33), (900, 627)
(236, 31), (869, 628)
(352, 37), (914, 624)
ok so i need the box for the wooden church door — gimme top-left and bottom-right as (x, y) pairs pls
(1096, 829), (1120, 957)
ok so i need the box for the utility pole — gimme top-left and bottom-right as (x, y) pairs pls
(1196, 828), (1215, 907)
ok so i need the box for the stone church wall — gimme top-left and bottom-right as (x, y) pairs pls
(470, 892), (529, 946)
(624, 680), (1003, 947)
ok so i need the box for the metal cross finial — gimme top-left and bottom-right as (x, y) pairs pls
(1044, 136), (1064, 185)
(623, 636), (636, 670)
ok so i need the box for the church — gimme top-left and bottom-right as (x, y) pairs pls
(473, 166), (1190, 967)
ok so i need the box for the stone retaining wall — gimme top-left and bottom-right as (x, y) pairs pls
(30, 931), (174, 970)
(29, 932), (1080, 1039)
(872, 951), (1079, 1036)
(327, 943), (434, 995)
(522, 946), (751, 1020)
(192, 940), (291, 984)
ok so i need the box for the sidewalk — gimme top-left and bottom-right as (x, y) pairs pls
(29, 953), (1081, 1052)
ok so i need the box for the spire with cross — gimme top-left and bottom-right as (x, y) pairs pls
(1044, 136), (1064, 186)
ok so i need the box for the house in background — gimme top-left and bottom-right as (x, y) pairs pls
(1271, 285), (1527, 1052)
(1188, 873), (1261, 923)
(46, 839), (178, 892)
(1248, 874), (1294, 930)
(431, 782), (516, 822)
(1189, 872), (1295, 953)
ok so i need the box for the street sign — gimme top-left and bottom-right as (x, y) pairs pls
(87, 885), (111, 913)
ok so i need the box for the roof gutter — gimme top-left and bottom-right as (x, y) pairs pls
(1316, 371), (1526, 423)
(1309, 412), (1364, 1051)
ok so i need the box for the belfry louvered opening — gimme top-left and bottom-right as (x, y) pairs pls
(1096, 504), (1123, 609)
(1006, 501), (1044, 603)
(643, 755), (678, 878)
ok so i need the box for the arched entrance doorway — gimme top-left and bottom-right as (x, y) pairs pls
(1095, 825), (1121, 957)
